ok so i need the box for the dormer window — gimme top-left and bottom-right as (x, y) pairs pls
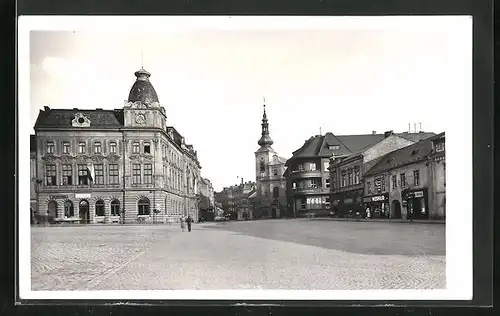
(78, 142), (86, 154)
(328, 144), (340, 150)
(273, 168), (278, 176)
(435, 142), (445, 152)
(46, 142), (54, 154)
(133, 142), (140, 154)
(144, 142), (151, 154)
(410, 149), (420, 156)
(109, 141), (117, 154)
(62, 142), (70, 154)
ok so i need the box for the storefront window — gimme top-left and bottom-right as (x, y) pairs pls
(367, 181), (372, 194)
(354, 167), (360, 184)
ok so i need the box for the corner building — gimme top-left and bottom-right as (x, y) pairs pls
(33, 68), (203, 224)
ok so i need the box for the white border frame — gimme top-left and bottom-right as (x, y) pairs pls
(18, 15), (473, 301)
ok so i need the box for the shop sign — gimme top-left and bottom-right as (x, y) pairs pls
(344, 198), (353, 204)
(75, 193), (91, 199)
(49, 195), (68, 200)
(363, 197), (371, 203)
(371, 196), (386, 202)
(414, 191), (424, 198)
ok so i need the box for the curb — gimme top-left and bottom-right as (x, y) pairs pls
(310, 218), (445, 224)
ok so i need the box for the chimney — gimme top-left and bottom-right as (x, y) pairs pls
(372, 131), (376, 135)
(241, 177), (244, 184)
(419, 122), (422, 132)
(44, 106), (50, 112)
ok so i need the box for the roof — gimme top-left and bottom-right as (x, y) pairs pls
(288, 131), (436, 162)
(34, 107), (124, 128)
(30, 134), (36, 152)
(127, 68), (159, 104)
(364, 138), (435, 176)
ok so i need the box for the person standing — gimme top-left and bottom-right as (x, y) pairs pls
(365, 206), (371, 219)
(180, 216), (186, 232)
(186, 215), (193, 232)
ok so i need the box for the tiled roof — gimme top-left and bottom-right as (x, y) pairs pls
(34, 107), (124, 128)
(364, 138), (435, 176)
(288, 131), (436, 162)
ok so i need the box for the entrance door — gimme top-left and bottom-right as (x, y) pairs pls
(79, 200), (90, 224)
(271, 208), (277, 219)
(392, 200), (402, 218)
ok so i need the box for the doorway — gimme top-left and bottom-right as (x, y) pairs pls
(79, 200), (90, 224)
(271, 208), (277, 219)
(392, 200), (402, 219)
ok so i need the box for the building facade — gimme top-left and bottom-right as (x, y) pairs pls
(254, 104), (287, 219)
(363, 133), (445, 220)
(329, 131), (426, 217)
(215, 180), (256, 220)
(32, 68), (206, 224)
(285, 131), (435, 218)
(198, 177), (215, 221)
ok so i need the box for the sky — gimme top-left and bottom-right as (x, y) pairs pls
(28, 16), (471, 192)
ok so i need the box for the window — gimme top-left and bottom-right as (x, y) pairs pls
(367, 181), (372, 194)
(94, 141), (102, 154)
(62, 142), (70, 154)
(292, 182), (297, 190)
(78, 142), (86, 154)
(298, 164), (304, 171)
(348, 169), (353, 185)
(94, 164), (104, 185)
(354, 167), (360, 184)
(272, 187), (279, 198)
(435, 142), (445, 152)
(325, 197), (331, 208)
(95, 200), (105, 216)
(310, 179), (318, 188)
(138, 198), (150, 215)
(413, 170), (420, 186)
(109, 164), (119, 184)
(144, 142), (151, 154)
(144, 164), (153, 184)
(328, 145), (340, 150)
(392, 175), (397, 189)
(111, 199), (120, 216)
(45, 165), (56, 186)
(132, 164), (141, 184)
(273, 168), (278, 176)
(46, 142), (54, 154)
(109, 141), (117, 154)
(400, 173), (406, 187)
(64, 200), (74, 217)
(341, 171), (347, 187)
(62, 164), (72, 185)
(324, 162), (329, 171)
(133, 142), (140, 153)
(309, 163), (316, 171)
(78, 164), (89, 185)
(260, 158), (265, 173)
(381, 176), (386, 192)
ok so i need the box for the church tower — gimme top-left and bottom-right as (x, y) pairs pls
(254, 100), (287, 219)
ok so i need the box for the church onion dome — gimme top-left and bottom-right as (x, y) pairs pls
(127, 68), (159, 105)
(258, 104), (274, 147)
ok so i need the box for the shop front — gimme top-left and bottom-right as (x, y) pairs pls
(335, 190), (364, 217)
(363, 193), (390, 218)
(402, 188), (429, 219)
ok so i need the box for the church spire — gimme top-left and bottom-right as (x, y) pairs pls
(258, 98), (274, 147)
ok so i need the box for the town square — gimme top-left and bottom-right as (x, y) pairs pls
(31, 219), (445, 290)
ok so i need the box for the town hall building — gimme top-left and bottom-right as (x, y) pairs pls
(31, 68), (205, 224)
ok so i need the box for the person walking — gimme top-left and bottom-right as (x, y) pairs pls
(186, 215), (193, 232)
(180, 216), (186, 232)
(365, 207), (371, 219)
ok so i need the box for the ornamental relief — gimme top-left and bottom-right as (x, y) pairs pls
(76, 154), (92, 163)
(107, 154), (121, 162)
(90, 154), (105, 162)
(59, 154), (74, 162)
(41, 154), (57, 162)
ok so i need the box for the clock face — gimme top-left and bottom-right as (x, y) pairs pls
(135, 114), (146, 124)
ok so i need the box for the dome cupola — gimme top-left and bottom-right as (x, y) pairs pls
(127, 68), (159, 105)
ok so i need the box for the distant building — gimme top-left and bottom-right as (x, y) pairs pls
(198, 177), (215, 221)
(215, 180), (257, 220)
(32, 68), (208, 224)
(363, 132), (445, 220)
(285, 131), (435, 217)
(253, 103), (287, 219)
(329, 131), (435, 217)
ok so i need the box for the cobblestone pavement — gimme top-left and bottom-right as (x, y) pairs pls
(31, 220), (445, 291)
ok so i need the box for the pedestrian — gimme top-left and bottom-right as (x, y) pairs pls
(186, 215), (193, 232)
(180, 216), (185, 232)
(366, 207), (371, 219)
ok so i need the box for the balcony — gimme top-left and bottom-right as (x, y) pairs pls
(289, 169), (323, 179)
(292, 187), (330, 195)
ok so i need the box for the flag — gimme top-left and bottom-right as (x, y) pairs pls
(86, 163), (94, 183)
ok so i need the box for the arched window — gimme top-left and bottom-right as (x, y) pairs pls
(47, 200), (57, 217)
(273, 187), (280, 198)
(260, 157), (265, 173)
(138, 198), (150, 215)
(111, 199), (120, 216)
(64, 200), (74, 217)
(95, 200), (105, 216)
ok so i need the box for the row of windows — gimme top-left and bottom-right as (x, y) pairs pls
(46, 141), (118, 155)
(292, 179), (329, 190)
(58, 199), (121, 217)
(162, 144), (183, 168)
(339, 167), (361, 187)
(366, 170), (420, 194)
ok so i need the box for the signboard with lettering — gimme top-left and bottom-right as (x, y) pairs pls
(371, 196), (386, 202)
(49, 195), (68, 200)
(344, 198), (353, 204)
(75, 193), (91, 199)
(414, 191), (424, 198)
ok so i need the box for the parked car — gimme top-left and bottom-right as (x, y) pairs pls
(214, 216), (226, 222)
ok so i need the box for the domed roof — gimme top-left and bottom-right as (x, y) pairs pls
(127, 68), (159, 104)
